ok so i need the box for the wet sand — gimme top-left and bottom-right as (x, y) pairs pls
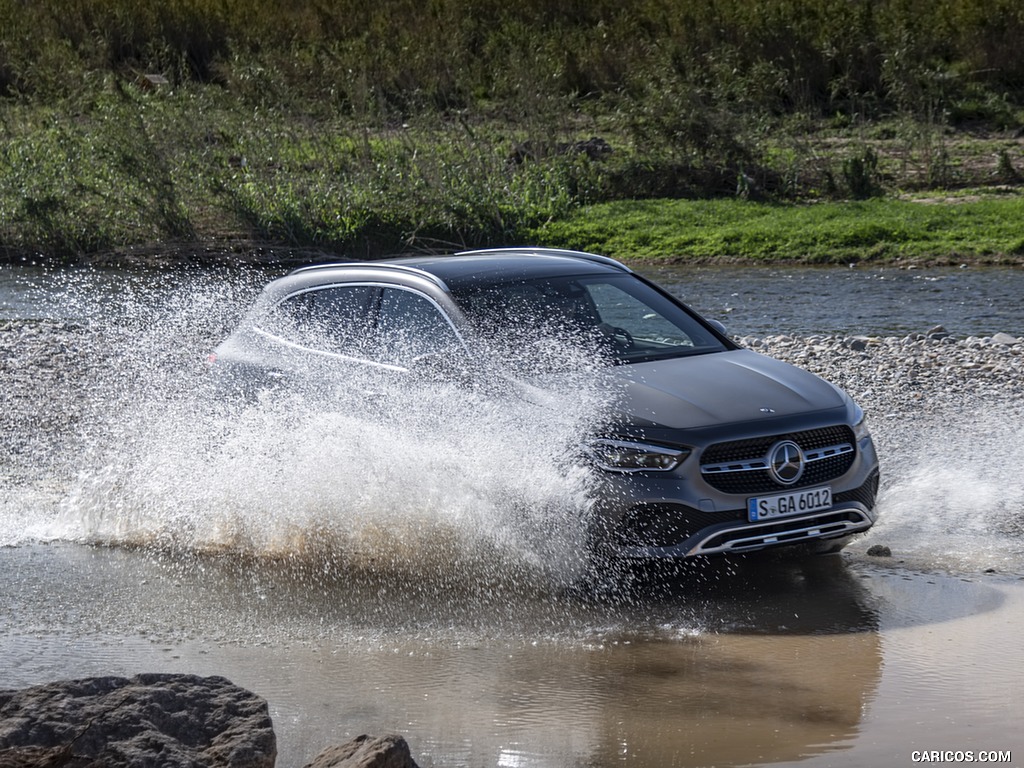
(1, 544), (1021, 767)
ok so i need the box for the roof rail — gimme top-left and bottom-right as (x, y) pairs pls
(287, 261), (354, 275)
(454, 246), (632, 273)
(287, 261), (450, 290)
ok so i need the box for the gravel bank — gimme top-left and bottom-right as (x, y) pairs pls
(742, 327), (1024, 418)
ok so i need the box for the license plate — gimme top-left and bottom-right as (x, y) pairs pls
(748, 486), (832, 521)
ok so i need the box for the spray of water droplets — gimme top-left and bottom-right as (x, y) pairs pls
(4, 264), (1023, 586)
(867, 401), (1024, 570)
(2, 266), (612, 590)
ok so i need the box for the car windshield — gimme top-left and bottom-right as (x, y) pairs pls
(450, 273), (726, 365)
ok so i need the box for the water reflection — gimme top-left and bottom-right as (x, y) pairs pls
(588, 634), (879, 766)
(0, 547), (877, 767)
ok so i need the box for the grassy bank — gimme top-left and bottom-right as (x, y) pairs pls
(3, 85), (1022, 266)
(2, 0), (1023, 264)
(532, 193), (1024, 265)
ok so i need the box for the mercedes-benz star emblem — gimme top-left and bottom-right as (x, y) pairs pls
(768, 440), (805, 485)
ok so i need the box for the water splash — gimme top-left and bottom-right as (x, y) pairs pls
(4, 265), (1022, 583)
(62, 383), (601, 584)
(2, 267), (607, 588)
(867, 402), (1024, 572)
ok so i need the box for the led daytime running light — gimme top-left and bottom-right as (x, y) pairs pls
(587, 439), (689, 473)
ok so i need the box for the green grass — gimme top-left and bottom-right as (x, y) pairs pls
(2, 0), (1024, 264)
(3, 86), (1022, 264)
(531, 195), (1024, 265)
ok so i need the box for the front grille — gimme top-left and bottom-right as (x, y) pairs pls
(700, 425), (857, 494)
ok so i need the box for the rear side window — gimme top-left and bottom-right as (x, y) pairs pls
(263, 285), (378, 356)
(261, 283), (461, 366)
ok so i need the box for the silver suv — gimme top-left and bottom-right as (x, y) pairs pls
(211, 247), (880, 560)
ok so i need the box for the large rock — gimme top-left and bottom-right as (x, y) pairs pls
(0, 674), (276, 768)
(303, 735), (419, 768)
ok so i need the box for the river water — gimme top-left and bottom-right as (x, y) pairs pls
(1, 261), (1022, 767)
(4, 262), (1024, 336)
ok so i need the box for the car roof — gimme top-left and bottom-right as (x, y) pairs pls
(287, 247), (632, 292)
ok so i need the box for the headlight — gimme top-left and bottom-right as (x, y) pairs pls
(852, 406), (871, 441)
(585, 439), (690, 473)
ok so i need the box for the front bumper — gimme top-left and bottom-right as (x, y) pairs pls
(592, 435), (881, 560)
(614, 499), (876, 559)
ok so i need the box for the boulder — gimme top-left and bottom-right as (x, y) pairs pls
(303, 735), (419, 768)
(0, 674), (275, 768)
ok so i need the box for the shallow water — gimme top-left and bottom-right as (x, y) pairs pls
(2, 546), (1021, 767)
(4, 262), (1024, 337)
(646, 263), (1024, 337)
(1, 261), (1023, 766)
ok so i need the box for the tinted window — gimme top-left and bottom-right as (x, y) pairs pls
(376, 288), (461, 365)
(263, 285), (377, 356)
(452, 274), (724, 363)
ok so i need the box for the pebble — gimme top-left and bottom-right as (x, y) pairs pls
(737, 329), (1023, 421)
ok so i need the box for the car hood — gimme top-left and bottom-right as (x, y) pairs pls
(607, 349), (847, 430)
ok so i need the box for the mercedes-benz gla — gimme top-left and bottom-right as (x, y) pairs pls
(211, 248), (880, 560)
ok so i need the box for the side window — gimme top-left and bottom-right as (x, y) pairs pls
(264, 285), (378, 356)
(376, 288), (461, 366)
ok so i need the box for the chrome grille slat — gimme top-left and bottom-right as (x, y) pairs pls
(699, 425), (858, 494)
(701, 442), (853, 475)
